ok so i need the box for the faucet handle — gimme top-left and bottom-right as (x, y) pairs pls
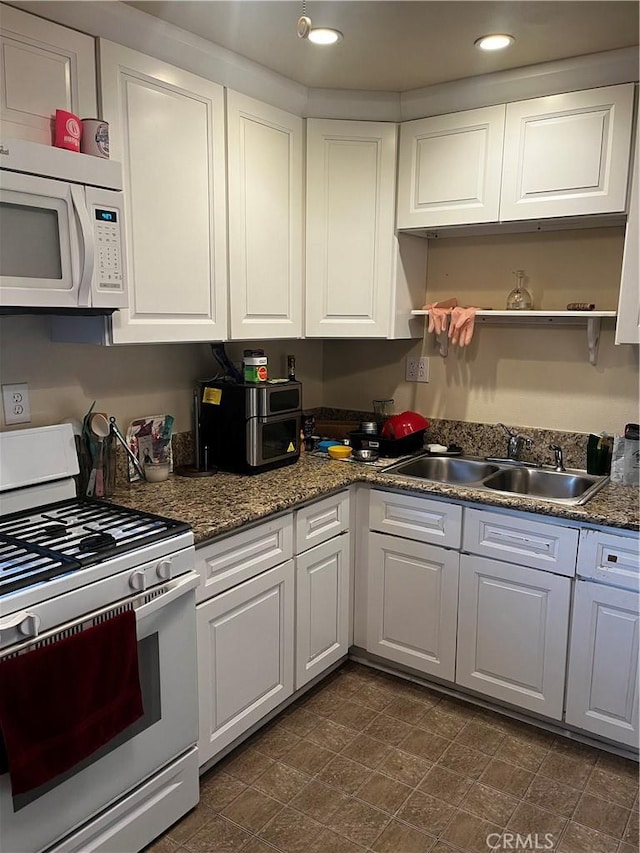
(549, 444), (565, 472)
(497, 422), (516, 437)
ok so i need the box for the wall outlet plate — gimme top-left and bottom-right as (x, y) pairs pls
(2, 383), (31, 425)
(406, 357), (430, 383)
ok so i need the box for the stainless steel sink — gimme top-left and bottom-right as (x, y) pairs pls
(385, 456), (500, 484)
(483, 467), (606, 503)
(382, 454), (609, 506)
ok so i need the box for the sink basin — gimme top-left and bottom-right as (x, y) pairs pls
(382, 453), (609, 505)
(385, 456), (500, 484)
(483, 468), (604, 502)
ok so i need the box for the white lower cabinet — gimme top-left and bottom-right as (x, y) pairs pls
(196, 491), (352, 767)
(565, 581), (639, 748)
(295, 533), (351, 689)
(366, 532), (459, 681)
(456, 554), (571, 720)
(197, 560), (294, 764)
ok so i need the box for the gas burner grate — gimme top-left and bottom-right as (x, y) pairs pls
(0, 539), (81, 596)
(0, 498), (189, 596)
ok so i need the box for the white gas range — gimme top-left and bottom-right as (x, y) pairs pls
(0, 425), (200, 853)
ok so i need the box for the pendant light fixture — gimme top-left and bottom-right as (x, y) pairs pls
(297, 1), (343, 45)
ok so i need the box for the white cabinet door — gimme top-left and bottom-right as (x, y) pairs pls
(227, 91), (303, 340)
(565, 581), (639, 748)
(366, 532), (459, 681)
(501, 84), (634, 220)
(456, 554), (571, 719)
(197, 560), (294, 765)
(616, 125), (639, 344)
(0, 4), (96, 145)
(99, 40), (227, 343)
(397, 105), (506, 228)
(306, 119), (425, 339)
(296, 533), (351, 688)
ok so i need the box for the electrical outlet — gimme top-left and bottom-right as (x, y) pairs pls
(405, 357), (430, 383)
(2, 383), (31, 425)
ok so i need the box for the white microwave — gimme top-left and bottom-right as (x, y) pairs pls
(0, 139), (127, 311)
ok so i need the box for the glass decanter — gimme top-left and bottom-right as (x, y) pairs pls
(506, 269), (533, 310)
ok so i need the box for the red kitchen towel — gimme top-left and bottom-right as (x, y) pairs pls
(0, 609), (143, 795)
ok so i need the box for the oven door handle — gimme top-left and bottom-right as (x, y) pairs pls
(134, 571), (199, 622)
(0, 610), (41, 638)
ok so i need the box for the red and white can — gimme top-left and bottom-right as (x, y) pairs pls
(54, 109), (81, 152)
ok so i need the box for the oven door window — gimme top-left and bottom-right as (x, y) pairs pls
(260, 416), (299, 460)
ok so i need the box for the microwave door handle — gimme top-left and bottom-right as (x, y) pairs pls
(70, 184), (95, 307)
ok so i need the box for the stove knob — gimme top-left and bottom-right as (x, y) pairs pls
(156, 560), (173, 581)
(0, 610), (40, 639)
(129, 569), (147, 591)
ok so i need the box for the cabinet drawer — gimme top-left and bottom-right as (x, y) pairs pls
(369, 489), (461, 549)
(577, 528), (640, 588)
(196, 514), (293, 602)
(463, 508), (578, 576)
(295, 491), (350, 554)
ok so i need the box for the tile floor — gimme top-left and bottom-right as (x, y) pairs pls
(148, 663), (639, 853)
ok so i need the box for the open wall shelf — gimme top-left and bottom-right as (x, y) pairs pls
(410, 310), (617, 364)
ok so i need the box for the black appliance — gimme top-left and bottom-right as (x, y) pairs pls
(348, 429), (426, 457)
(198, 380), (302, 474)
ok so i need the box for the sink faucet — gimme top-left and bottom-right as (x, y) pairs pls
(497, 423), (534, 461)
(549, 444), (566, 472)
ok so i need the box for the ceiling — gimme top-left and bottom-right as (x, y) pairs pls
(126, 1), (640, 92)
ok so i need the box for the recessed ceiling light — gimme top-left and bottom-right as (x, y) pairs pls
(474, 34), (515, 51)
(308, 27), (343, 45)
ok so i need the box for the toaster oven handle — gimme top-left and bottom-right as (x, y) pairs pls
(70, 184), (95, 308)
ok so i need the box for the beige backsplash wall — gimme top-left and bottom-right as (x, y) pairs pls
(1, 226), (636, 437)
(323, 228), (639, 434)
(0, 316), (324, 432)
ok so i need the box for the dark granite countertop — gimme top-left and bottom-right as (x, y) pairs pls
(108, 454), (639, 546)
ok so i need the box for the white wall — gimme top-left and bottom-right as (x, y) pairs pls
(321, 228), (639, 434)
(0, 317), (324, 432)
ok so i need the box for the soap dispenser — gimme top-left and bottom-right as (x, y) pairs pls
(506, 269), (533, 310)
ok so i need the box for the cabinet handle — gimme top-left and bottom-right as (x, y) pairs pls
(606, 554), (618, 563)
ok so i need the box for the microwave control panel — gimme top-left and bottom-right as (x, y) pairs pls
(93, 208), (123, 291)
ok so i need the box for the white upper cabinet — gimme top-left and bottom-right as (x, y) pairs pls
(227, 91), (303, 340)
(397, 84), (635, 230)
(0, 4), (96, 145)
(500, 84), (635, 221)
(616, 124), (639, 345)
(99, 41), (228, 344)
(306, 119), (427, 339)
(397, 105), (506, 228)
